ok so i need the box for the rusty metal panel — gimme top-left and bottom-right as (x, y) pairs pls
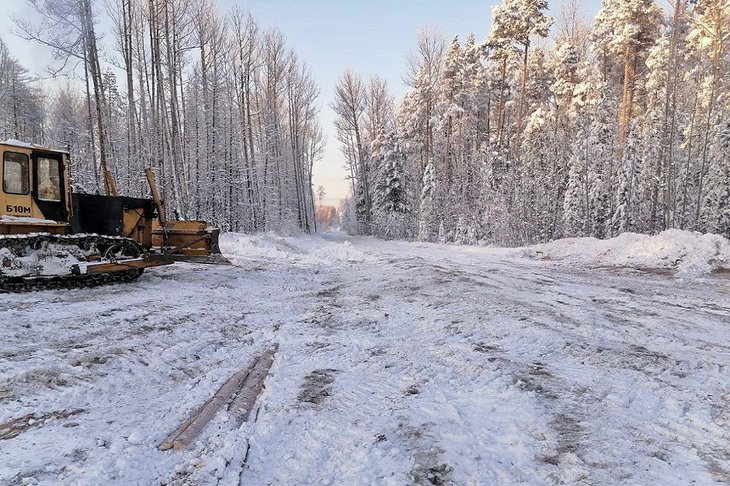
(122, 207), (152, 248)
(152, 220), (217, 257)
(0, 221), (69, 235)
(82, 255), (174, 274)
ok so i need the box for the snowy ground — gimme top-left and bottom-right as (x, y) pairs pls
(1, 232), (729, 485)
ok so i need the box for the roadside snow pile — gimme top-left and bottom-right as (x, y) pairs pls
(220, 232), (378, 266)
(522, 229), (730, 276)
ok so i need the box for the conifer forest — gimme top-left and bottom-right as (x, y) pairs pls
(1, 0), (728, 245)
(335, 0), (730, 245)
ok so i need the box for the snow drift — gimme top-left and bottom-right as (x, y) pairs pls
(219, 230), (729, 277)
(522, 229), (730, 276)
(220, 232), (378, 266)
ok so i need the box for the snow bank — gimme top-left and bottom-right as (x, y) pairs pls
(522, 229), (730, 277)
(220, 232), (377, 266)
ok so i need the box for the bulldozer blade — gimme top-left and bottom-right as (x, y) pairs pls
(152, 220), (222, 258)
(209, 228), (222, 254)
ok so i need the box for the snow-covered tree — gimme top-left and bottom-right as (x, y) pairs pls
(335, 1), (728, 245)
(11, 2), (321, 234)
(0, 38), (44, 143)
(702, 122), (730, 236)
(371, 130), (409, 239)
(418, 162), (437, 241)
(594, 0), (663, 148)
(488, 0), (552, 138)
(613, 128), (642, 234)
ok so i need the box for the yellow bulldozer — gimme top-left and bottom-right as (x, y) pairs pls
(0, 140), (224, 292)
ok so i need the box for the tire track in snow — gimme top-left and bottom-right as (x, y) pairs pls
(3, 235), (729, 485)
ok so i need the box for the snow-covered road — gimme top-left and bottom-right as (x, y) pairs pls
(1, 233), (729, 485)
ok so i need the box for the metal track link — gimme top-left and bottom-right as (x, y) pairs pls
(0, 268), (144, 294)
(0, 233), (142, 256)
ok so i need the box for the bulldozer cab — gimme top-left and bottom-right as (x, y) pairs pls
(0, 141), (71, 234)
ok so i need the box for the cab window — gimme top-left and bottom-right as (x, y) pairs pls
(3, 152), (30, 195)
(37, 157), (62, 202)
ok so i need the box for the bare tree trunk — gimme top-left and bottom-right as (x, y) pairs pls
(496, 57), (507, 148)
(81, 0), (111, 194)
(618, 43), (634, 152)
(659, 0), (685, 229)
(82, 43), (99, 188)
(516, 41), (530, 145)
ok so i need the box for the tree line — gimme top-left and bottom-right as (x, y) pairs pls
(0, 0), (322, 233)
(334, 0), (730, 245)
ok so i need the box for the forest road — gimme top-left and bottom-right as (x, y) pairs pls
(1, 233), (729, 485)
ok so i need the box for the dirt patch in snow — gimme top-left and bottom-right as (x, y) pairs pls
(297, 369), (339, 405)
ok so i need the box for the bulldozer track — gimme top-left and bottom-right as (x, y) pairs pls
(0, 233), (142, 255)
(0, 233), (145, 293)
(0, 268), (144, 293)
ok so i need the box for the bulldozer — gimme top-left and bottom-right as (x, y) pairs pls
(0, 139), (223, 292)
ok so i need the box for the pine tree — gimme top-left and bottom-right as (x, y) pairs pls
(488, 0), (552, 139)
(595, 0), (663, 149)
(563, 147), (585, 236)
(438, 220), (448, 243)
(702, 121), (730, 235)
(454, 216), (468, 245)
(551, 39), (580, 117)
(371, 130), (409, 238)
(435, 36), (465, 189)
(613, 128), (642, 234)
(686, 0), (730, 231)
(418, 162), (436, 241)
(639, 36), (672, 233)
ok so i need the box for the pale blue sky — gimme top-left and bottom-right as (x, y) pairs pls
(0, 0), (602, 205)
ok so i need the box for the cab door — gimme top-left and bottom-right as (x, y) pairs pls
(31, 151), (68, 222)
(1, 148), (35, 218)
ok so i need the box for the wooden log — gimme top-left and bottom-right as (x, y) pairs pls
(159, 345), (278, 451)
(229, 345), (278, 425)
(159, 368), (251, 451)
(0, 414), (35, 440)
(1, 409), (83, 441)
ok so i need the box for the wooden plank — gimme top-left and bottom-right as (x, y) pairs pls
(0, 409), (84, 440)
(229, 345), (278, 425)
(84, 255), (174, 274)
(159, 345), (278, 451)
(159, 253), (231, 265)
(159, 368), (251, 451)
